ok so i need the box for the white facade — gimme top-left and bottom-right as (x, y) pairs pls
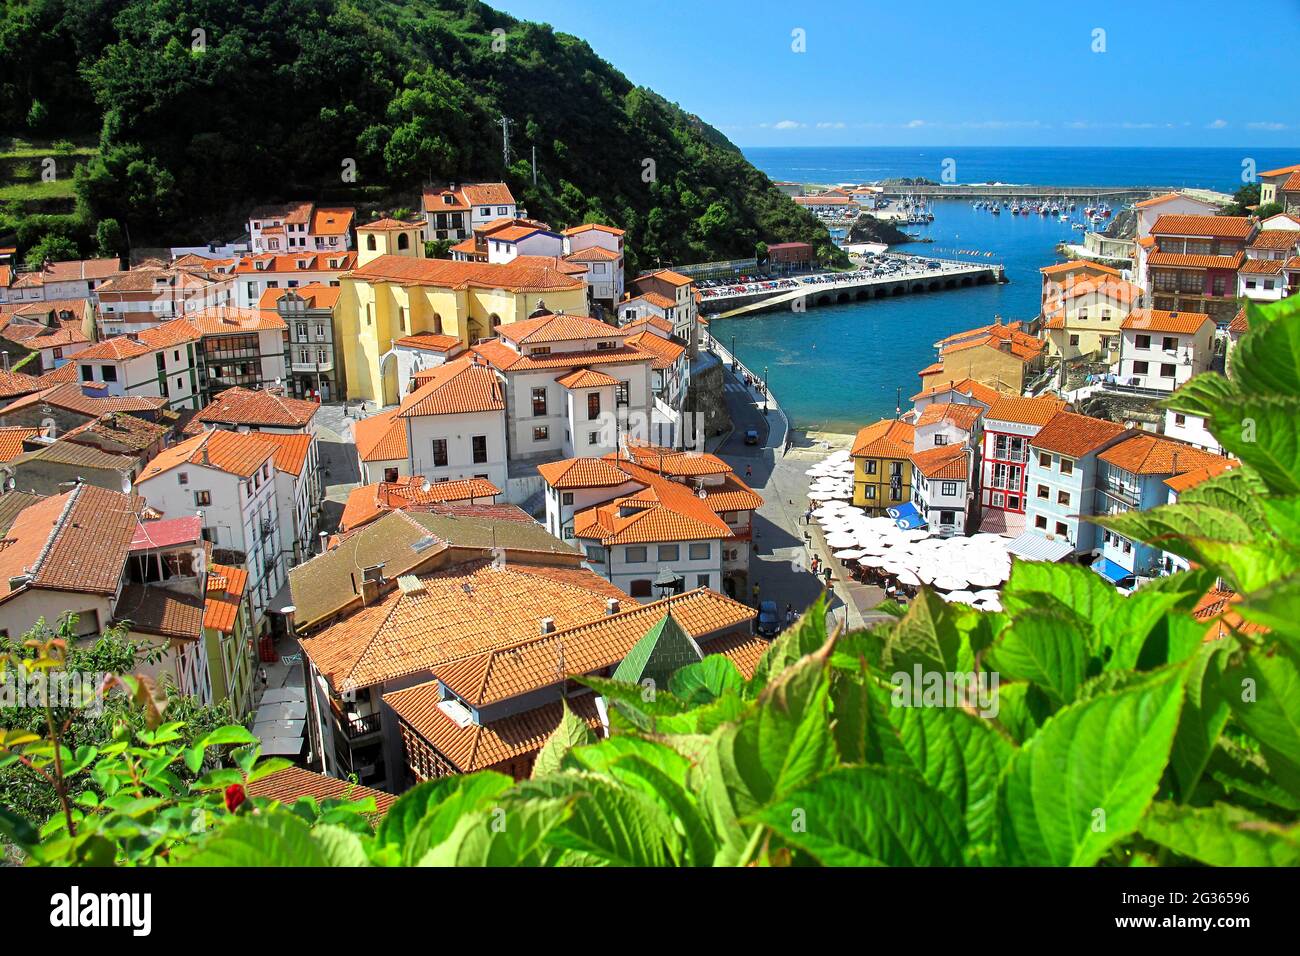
(594, 539), (724, 600)
(486, 230), (565, 263)
(1134, 194), (1219, 239)
(404, 407), (509, 492)
(910, 468), (971, 536)
(76, 341), (201, 411)
(135, 454), (285, 626)
(233, 257), (351, 308)
(1118, 322), (1213, 392)
(1163, 408), (1222, 454)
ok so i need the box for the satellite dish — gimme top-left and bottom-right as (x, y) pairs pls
(421, 479), (431, 494)
(3, 476), (13, 493)
(120, 473), (132, 494)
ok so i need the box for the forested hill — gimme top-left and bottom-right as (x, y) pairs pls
(0, 0), (840, 272)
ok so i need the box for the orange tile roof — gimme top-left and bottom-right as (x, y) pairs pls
(1283, 171), (1300, 192)
(555, 367), (619, 389)
(75, 319), (199, 361)
(624, 330), (684, 370)
(136, 430), (275, 482)
(231, 253), (356, 275)
(1239, 258), (1286, 275)
(395, 357), (504, 417)
(639, 269), (692, 287)
(246, 766), (395, 813)
(1247, 230), (1300, 251)
(621, 315), (674, 336)
(985, 394), (1067, 427)
(0, 370), (43, 400)
(573, 494), (731, 546)
(358, 216), (424, 232)
(1133, 192), (1180, 208)
(536, 457), (634, 490)
(248, 431), (314, 476)
(851, 418), (914, 459)
(943, 327), (1045, 362)
(1228, 307), (1249, 335)
(353, 408), (408, 463)
(1259, 163), (1300, 178)
(388, 685), (602, 773)
(338, 477), (502, 533)
(1150, 215), (1253, 239)
(0, 426), (39, 462)
(461, 182), (516, 206)
(0, 381), (165, 418)
(24, 326), (89, 350)
(1040, 261), (1121, 277)
(310, 207), (355, 236)
(910, 377), (1003, 406)
(186, 306), (288, 334)
(1147, 251), (1246, 270)
(1164, 458), (1238, 493)
(1099, 434), (1228, 476)
(909, 443), (968, 480)
(1192, 588), (1268, 640)
(627, 291), (677, 311)
(564, 246), (621, 263)
(432, 588), (753, 707)
(496, 311), (620, 345)
(259, 283), (342, 310)
(914, 401), (983, 431)
(562, 223), (625, 237)
(203, 562), (248, 634)
(345, 255), (583, 293)
(299, 559), (627, 691)
(1030, 412), (1128, 458)
(114, 585), (204, 641)
(0, 485), (145, 602)
(1121, 309), (1213, 335)
(395, 332), (462, 352)
(472, 339), (650, 373)
(196, 387), (318, 428)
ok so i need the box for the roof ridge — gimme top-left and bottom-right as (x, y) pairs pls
(28, 484), (84, 579)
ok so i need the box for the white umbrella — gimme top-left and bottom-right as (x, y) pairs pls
(896, 569), (921, 587)
(861, 553), (891, 568)
(932, 574), (969, 591)
(946, 590), (978, 605)
(973, 589), (1000, 602)
(825, 532), (857, 549)
(834, 548), (865, 559)
(976, 597), (1003, 612)
(902, 529), (931, 542)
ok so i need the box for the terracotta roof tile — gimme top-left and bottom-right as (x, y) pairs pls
(114, 585), (204, 641)
(338, 478), (502, 533)
(1147, 251), (1246, 270)
(472, 340), (650, 373)
(204, 562), (248, 633)
(555, 367), (620, 389)
(395, 332), (462, 352)
(910, 377), (1003, 406)
(1247, 230), (1300, 252)
(1099, 434), (1229, 476)
(1228, 308), (1249, 335)
(985, 395), (1067, 427)
(136, 430), (275, 482)
(909, 443), (968, 480)
(353, 409), (408, 463)
(0, 426), (39, 461)
(196, 387), (318, 428)
(1149, 215), (1254, 239)
(1164, 458), (1238, 493)
(346, 256), (583, 293)
(248, 431), (314, 476)
(624, 330), (684, 370)
(246, 766), (395, 813)
(497, 311), (620, 345)
(1030, 412), (1128, 458)
(915, 402), (983, 431)
(1239, 258), (1286, 275)
(395, 357), (504, 417)
(536, 458), (633, 490)
(0, 381), (165, 418)
(1121, 309), (1213, 334)
(851, 419), (914, 459)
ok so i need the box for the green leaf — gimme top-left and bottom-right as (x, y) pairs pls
(1203, 395), (1300, 495)
(376, 772), (514, 865)
(1169, 641), (1232, 803)
(1001, 560), (1120, 637)
(1230, 305), (1300, 398)
(747, 597), (828, 693)
(1179, 537), (1300, 593)
(515, 773), (684, 866)
(989, 681), (1050, 743)
(312, 823), (371, 867)
(881, 588), (961, 674)
(986, 608), (1088, 707)
(197, 725), (259, 747)
(182, 812), (327, 867)
(998, 666), (1188, 866)
(531, 699), (596, 778)
(1220, 642), (1300, 795)
(417, 797), (574, 866)
(885, 698), (1015, 845)
(1237, 573), (1300, 653)
(753, 766), (967, 866)
(0, 806), (38, 848)
(1139, 801), (1300, 867)
(1161, 370), (1236, 418)
(669, 655), (744, 704)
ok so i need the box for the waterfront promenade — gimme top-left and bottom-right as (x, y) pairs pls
(710, 255), (1003, 318)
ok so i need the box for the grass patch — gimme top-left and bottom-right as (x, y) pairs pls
(0, 179), (77, 201)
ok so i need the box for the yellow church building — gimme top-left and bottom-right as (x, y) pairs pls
(336, 217), (589, 404)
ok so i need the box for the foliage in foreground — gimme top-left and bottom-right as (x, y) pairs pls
(4, 297), (1300, 866)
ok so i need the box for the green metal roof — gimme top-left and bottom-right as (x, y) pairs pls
(612, 611), (703, 691)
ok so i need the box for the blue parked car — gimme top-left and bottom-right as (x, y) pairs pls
(757, 600), (781, 637)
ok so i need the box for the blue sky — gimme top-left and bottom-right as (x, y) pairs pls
(491, 0), (1300, 146)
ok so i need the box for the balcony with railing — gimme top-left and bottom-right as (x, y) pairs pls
(341, 711), (382, 740)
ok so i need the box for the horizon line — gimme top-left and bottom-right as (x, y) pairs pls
(737, 143), (1300, 151)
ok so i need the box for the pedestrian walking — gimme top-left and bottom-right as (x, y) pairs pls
(751, 583), (760, 607)
(745, 464), (752, 479)
(823, 566), (833, 588)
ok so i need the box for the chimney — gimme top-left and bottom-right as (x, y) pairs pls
(1000, 340), (1012, 353)
(539, 617), (556, 634)
(200, 438), (210, 466)
(605, 597), (621, 616)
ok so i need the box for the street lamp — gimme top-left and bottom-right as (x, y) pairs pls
(654, 568), (682, 611)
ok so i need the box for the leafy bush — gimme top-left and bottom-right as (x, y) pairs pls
(4, 297), (1300, 866)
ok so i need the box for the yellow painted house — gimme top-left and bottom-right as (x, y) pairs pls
(850, 418), (915, 514)
(336, 218), (589, 404)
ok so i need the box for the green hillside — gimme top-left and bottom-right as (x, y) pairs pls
(0, 0), (841, 273)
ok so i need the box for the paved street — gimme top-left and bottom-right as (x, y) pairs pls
(707, 354), (890, 635)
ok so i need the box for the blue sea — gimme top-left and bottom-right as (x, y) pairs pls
(713, 147), (1297, 432)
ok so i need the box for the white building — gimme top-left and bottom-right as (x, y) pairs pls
(94, 260), (236, 334)
(1237, 259), (1289, 302)
(1131, 192), (1220, 240)
(562, 223), (626, 312)
(908, 443), (975, 537)
(1024, 411), (1129, 557)
(72, 318), (202, 411)
(246, 202), (355, 255)
(1118, 309), (1214, 392)
(394, 355), (509, 493)
(0, 258), (121, 305)
(247, 432), (322, 567)
(422, 182), (518, 241)
(134, 430), (287, 627)
(231, 252), (356, 309)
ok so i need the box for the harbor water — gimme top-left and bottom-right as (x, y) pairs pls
(713, 147), (1293, 432)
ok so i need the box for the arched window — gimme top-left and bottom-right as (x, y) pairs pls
(366, 234), (377, 251)
(397, 232), (410, 251)
(490, 313), (501, 329)
(432, 313), (443, 335)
